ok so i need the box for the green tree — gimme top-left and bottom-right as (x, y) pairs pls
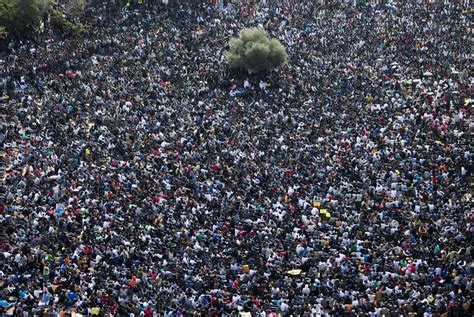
(63, 0), (86, 17)
(225, 27), (286, 74)
(0, 0), (15, 34)
(0, 26), (7, 39)
(13, 0), (41, 33)
(0, 0), (41, 37)
(37, 0), (55, 12)
(49, 7), (84, 37)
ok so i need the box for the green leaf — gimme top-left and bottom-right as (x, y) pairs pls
(224, 27), (286, 73)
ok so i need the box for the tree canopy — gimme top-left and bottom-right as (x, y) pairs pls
(0, 0), (88, 40)
(0, 0), (41, 37)
(225, 27), (286, 74)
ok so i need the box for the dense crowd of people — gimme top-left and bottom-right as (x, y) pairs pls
(1, 0), (472, 316)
